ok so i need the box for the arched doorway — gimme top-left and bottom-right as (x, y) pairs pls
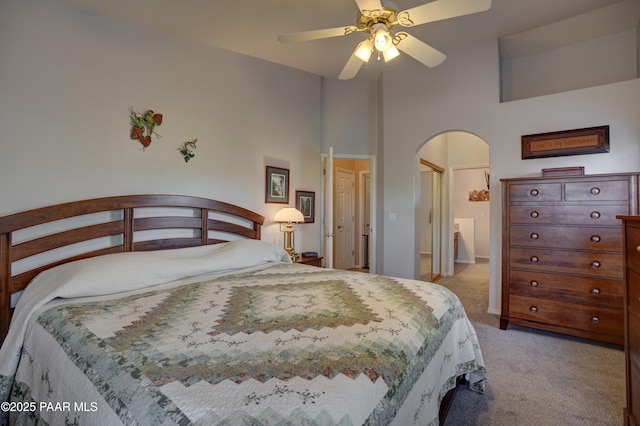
(417, 131), (490, 279)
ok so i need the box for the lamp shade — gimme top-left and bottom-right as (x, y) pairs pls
(354, 38), (373, 62)
(383, 44), (399, 62)
(274, 207), (304, 223)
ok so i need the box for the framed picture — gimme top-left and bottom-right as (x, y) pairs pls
(521, 125), (609, 159)
(265, 166), (289, 203)
(296, 190), (315, 223)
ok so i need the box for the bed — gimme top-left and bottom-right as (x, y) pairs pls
(0, 195), (486, 425)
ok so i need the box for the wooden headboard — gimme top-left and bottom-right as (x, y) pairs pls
(0, 194), (264, 341)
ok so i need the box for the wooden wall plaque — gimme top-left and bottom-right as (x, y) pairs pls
(521, 125), (609, 159)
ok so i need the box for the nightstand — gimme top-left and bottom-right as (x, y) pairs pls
(296, 256), (323, 267)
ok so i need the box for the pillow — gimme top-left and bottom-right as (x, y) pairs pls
(31, 239), (290, 299)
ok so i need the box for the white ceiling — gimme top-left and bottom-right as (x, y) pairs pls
(53, 0), (639, 79)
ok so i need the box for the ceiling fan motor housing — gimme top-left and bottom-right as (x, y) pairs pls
(357, 7), (399, 33)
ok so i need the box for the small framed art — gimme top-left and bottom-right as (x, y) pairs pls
(296, 190), (315, 223)
(265, 166), (289, 203)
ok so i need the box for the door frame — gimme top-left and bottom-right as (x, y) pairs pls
(420, 159), (445, 281)
(358, 170), (371, 269)
(321, 152), (377, 272)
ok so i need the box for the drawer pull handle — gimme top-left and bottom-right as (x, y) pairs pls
(590, 187), (601, 195)
(530, 280), (538, 287)
(591, 317), (600, 324)
(591, 261), (601, 268)
(590, 235), (601, 243)
(530, 233), (539, 240)
(530, 189), (539, 196)
(530, 256), (539, 263)
(591, 288), (600, 295)
(590, 211), (601, 219)
(530, 211), (539, 218)
(636, 246), (640, 253)
(530, 306), (538, 313)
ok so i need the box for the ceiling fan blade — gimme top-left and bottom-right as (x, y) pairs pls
(354, 0), (383, 12)
(278, 26), (359, 44)
(395, 33), (447, 68)
(398, 0), (492, 27)
(339, 50), (365, 80)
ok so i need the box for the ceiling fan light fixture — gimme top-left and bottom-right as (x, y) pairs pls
(354, 38), (373, 62)
(383, 44), (399, 62)
(372, 23), (392, 52)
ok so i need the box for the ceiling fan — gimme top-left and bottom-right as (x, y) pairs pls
(278, 0), (492, 80)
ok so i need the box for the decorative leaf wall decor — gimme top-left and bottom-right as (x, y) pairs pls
(178, 139), (198, 162)
(130, 108), (163, 149)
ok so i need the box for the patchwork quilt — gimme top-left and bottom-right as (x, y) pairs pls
(0, 242), (486, 425)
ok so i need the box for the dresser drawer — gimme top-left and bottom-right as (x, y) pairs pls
(509, 183), (562, 202)
(509, 204), (629, 226)
(509, 269), (623, 307)
(510, 248), (623, 278)
(509, 225), (622, 252)
(565, 179), (630, 201)
(565, 180), (629, 201)
(509, 295), (623, 337)
(626, 225), (640, 271)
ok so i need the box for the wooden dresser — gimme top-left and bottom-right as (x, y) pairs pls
(619, 216), (640, 425)
(501, 173), (639, 344)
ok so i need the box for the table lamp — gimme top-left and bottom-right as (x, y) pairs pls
(274, 207), (304, 261)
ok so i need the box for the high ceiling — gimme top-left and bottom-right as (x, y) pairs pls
(53, 0), (638, 79)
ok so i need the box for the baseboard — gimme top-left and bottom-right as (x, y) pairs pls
(487, 307), (500, 315)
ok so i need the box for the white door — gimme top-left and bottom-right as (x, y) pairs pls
(335, 168), (355, 270)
